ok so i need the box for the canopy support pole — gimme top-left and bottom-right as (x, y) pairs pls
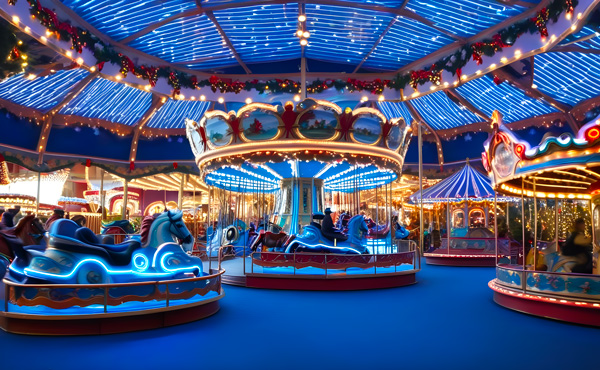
(447, 198), (450, 255)
(418, 123), (424, 254)
(494, 191), (498, 266)
(521, 178), (526, 272)
(533, 179), (538, 270)
(100, 169), (105, 219)
(178, 174), (185, 210)
(35, 172), (41, 216)
(122, 180), (128, 220)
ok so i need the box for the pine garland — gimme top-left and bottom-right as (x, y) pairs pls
(5, 0), (579, 96)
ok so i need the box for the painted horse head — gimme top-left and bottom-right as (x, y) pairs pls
(0, 215), (45, 261)
(145, 210), (193, 252)
(347, 215), (368, 246)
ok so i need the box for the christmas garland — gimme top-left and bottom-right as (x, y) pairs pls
(0, 21), (30, 79)
(8, 0), (577, 96)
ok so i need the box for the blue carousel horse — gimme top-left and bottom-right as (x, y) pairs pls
(8, 210), (203, 284)
(206, 219), (258, 258)
(285, 215), (369, 254)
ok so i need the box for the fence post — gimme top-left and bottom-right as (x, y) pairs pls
(166, 283), (170, 307)
(103, 286), (108, 313)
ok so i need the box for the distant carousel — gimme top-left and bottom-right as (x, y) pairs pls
(411, 160), (520, 266)
(485, 111), (600, 327)
(186, 98), (419, 290)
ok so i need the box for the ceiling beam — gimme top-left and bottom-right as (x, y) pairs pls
(353, 18), (397, 73)
(37, 71), (99, 165)
(129, 95), (166, 163)
(395, 0), (551, 74)
(492, 68), (572, 112)
(404, 100), (445, 167)
(120, 9), (203, 44)
(445, 89), (492, 123)
(205, 11), (252, 74)
(493, 68), (580, 131)
(548, 45), (600, 54)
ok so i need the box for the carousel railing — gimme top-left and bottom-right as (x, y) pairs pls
(495, 265), (600, 302)
(1, 269), (224, 315)
(248, 240), (419, 277)
(426, 237), (519, 258)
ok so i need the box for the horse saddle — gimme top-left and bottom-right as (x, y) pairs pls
(50, 219), (140, 266)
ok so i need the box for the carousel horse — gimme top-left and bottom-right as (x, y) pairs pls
(8, 210), (201, 284)
(366, 218), (390, 238)
(285, 215), (369, 254)
(0, 215), (45, 263)
(536, 241), (581, 273)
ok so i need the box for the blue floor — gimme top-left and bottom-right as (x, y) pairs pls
(0, 262), (597, 370)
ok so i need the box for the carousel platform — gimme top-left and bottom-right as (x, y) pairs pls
(490, 265), (600, 327)
(0, 270), (225, 335)
(0, 262), (597, 369)
(215, 253), (418, 290)
(424, 252), (496, 266)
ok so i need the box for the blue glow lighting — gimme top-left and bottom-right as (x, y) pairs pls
(129, 14), (236, 69)
(62, 0), (199, 41)
(304, 4), (394, 66)
(213, 4), (300, 64)
(404, 0), (527, 37)
(456, 75), (557, 123)
(533, 52), (600, 106)
(377, 101), (414, 124)
(0, 70), (89, 111)
(558, 26), (600, 49)
(146, 99), (210, 129)
(363, 17), (454, 70)
(59, 78), (152, 126)
(409, 91), (480, 130)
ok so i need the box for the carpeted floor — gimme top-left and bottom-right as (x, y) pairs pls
(0, 263), (597, 370)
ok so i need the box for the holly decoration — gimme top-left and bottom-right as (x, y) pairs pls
(532, 7), (550, 39)
(493, 75), (502, 85)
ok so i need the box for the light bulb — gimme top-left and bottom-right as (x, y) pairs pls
(218, 97), (225, 104)
(245, 98), (252, 104)
(303, 31), (310, 38)
(296, 30), (303, 37)
(300, 39), (308, 46)
(298, 14), (306, 22)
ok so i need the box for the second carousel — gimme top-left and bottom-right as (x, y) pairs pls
(186, 99), (418, 290)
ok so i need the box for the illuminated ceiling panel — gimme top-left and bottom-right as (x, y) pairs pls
(0, 70), (89, 111)
(59, 78), (152, 126)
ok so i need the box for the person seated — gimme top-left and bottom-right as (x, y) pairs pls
(71, 214), (86, 228)
(45, 209), (65, 230)
(0, 208), (17, 229)
(562, 218), (593, 274)
(322, 208), (348, 242)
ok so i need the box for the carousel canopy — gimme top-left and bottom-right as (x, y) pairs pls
(409, 161), (511, 203)
(0, 1), (598, 173)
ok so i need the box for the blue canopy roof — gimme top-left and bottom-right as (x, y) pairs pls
(410, 162), (506, 202)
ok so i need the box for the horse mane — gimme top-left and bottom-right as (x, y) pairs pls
(140, 213), (160, 244)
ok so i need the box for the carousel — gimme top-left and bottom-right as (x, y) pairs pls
(186, 99), (419, 290)
(411, 160), (519, 266)
(484, 111), (600, 327)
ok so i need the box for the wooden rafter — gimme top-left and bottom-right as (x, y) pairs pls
(129, 95), (166, 163)
(37, 71), (99, 164)
(445, 89), (492, 123)
(205, 11), (252, 74)
(353, 18), (397, 73)
(404, 100), (445, 166)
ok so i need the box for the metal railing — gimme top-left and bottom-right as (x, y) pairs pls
(495, 265), (600, 302)
(1, 269), (224, 315)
